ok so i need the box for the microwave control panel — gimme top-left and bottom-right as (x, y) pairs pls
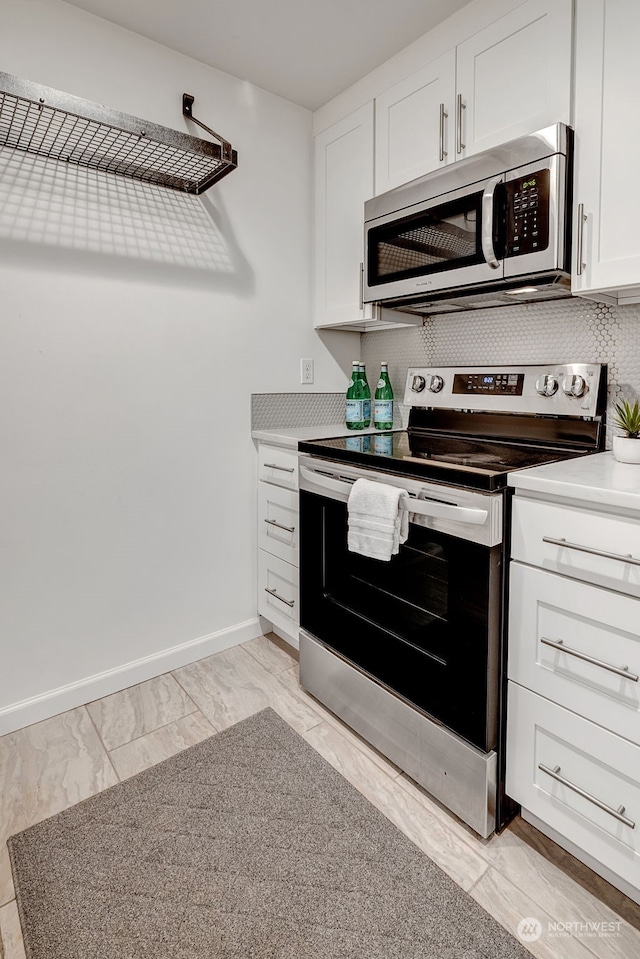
(504, 168), (549, 257)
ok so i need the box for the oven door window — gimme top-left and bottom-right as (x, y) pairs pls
(300, 491), (501, 752)
(367, 192), (485, 286)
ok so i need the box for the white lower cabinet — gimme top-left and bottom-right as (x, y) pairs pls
(507, 684), (640, 896)
(257, 442), (299, 648)
(257, 550), (299, 643)
(258, 483), (299, 566)
(258, 446), (299, 491)
(509, 563), (640, 745)
(511, 496), (640, 598)
(507, 489), (640, 903)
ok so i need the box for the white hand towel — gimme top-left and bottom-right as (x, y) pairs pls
(347, 477), (408, 561)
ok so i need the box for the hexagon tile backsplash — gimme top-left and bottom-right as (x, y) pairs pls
(362, 297), (640, 446)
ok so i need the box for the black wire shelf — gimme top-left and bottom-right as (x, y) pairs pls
(0, 72), (237, 194)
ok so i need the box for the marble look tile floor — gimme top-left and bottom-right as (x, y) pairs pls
(1, 632), (639, 959)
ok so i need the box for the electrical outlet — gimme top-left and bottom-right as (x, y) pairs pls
(300, 358), (314, 384)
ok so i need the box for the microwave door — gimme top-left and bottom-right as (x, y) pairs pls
(364, 175), (505, 303)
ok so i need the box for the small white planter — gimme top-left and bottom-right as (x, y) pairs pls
(613, 435), (640, 464)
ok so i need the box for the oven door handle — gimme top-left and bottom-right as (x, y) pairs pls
(404, 496), (488, 525)
(300, 467), (488, 526)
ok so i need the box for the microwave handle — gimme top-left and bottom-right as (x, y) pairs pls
(481, 177), (502, 269)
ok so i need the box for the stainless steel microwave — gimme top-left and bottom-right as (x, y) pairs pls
(363, 124), (573, 316)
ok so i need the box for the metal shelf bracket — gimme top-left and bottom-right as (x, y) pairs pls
(182, 93), (234, 166)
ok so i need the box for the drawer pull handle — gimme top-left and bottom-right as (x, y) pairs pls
(264, 518), (296, 534)
(540, 637), (639, 682)
(538, 764), (635, 829)
(264, 587), (295, 608)
(263, 463), (295, 473)
(543, 536), (640, 567)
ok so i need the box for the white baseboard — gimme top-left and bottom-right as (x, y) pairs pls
(0, 618), (264, 737)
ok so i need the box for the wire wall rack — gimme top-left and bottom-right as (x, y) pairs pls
(0, 72), (237, 194)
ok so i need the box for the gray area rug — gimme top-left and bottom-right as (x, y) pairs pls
(9, 708), (531, 958)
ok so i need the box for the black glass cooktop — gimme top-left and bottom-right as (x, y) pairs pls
(298, 430), (586, 491)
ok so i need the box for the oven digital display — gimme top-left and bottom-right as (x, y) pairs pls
(453, 372), (524, 395)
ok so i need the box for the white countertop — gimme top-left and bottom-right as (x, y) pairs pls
(508, 450), (640, 512)
(252, 424), (392, 449)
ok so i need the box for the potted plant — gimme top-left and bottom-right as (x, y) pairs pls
(612, 398), (640, 464)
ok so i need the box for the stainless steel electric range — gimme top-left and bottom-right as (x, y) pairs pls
(297, 363), (607, 838)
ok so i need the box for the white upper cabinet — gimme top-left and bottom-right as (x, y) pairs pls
(374, 0), (572, 195)
(572, 0), (640, 304)
(456, 0), (572, 159)
(314, 103), (420, 330)
(313, 102), (376, 329)
(374, 51), (456, 195)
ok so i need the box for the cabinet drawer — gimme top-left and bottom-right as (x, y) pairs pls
(258, 550), (299, 634)
(258, 444), (298, 490)
(258, 483), (299, 566)
(506, 683), (640, 893)
(512, 496), (640, 598)
(509, 563), (640, 745)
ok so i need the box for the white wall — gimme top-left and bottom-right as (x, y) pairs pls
(0, 0), (357, 731)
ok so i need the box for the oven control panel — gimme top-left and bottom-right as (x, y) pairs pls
(452, 372), (524, 396)
(405, 364), (605, 418)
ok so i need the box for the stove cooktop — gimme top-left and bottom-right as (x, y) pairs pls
(299, 364), (607, 491)
(298, 430), (590, 491)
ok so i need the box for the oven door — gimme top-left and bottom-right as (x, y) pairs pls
(364, 175), (506, 302)
(299, 460), (504, 752)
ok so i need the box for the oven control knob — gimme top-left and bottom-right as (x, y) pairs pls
(562, 374), (588, 398)
(535, 373), (558, 397)
(427, 375), (444, 393)
(411, 375), (426, 393)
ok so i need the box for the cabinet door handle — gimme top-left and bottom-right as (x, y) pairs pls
(540, 637), (639, 682)
(456, 93), (466, 155)
(263, 462), (295, 473)
(538, 764), (635, 829)
(264, 587), (295, 608)
(264, 518), (296, 534)
(359, 261), (365, 311)
(439, 103), (448, 162)
(542, 536), (640, 567)
(576, 202), (586, 276)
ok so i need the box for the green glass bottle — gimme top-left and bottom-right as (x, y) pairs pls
(359, 363), (371, 428)
(345, 360), (364, 430)
(374, 361), (394, 430)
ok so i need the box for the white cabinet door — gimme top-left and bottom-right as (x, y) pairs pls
(507, 683), (640, 893)
(374, 51), (456, 194)
(573, 0), (640, 301)
(313, 102), (376, 329)
(257, 444), (299, 491)
(509, 562), (640, 746)
(511, 495), (640, 599)
(258, 483), (299, 567)
(258, 550), (299, 642)
(455, 0), (572, 159)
